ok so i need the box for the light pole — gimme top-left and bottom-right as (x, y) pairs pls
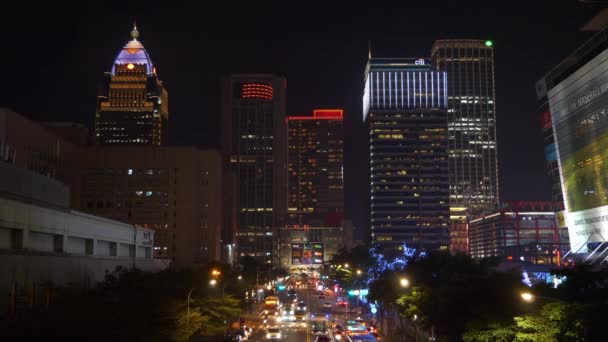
(187, 288), (194, 331)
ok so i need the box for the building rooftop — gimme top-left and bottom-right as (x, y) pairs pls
(111, 24), (154, 75)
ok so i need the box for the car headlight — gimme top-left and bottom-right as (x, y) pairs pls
(335, 335), (342, 340)
(276, 317), (282, 322)
(266, 333), (271, 338)
(277, 333), (281, 338)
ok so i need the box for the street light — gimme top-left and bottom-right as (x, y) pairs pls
(211, 269), (221, 277)
(520, 291), (567, 304)
(344, 263), (349, 268)
(187, 288), (194, 331)
(238, 275), (243, 280)
(210, 279), (217, 286)
(356, 270), (362, 275)
(520, 292), (534, 302)
(400, 278), (410, 288)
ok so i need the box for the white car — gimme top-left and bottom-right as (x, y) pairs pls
(266, 326), (282, 340)
(322, 302), (332, 310)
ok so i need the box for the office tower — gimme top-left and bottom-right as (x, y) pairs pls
(363, 58), (450, 252)
(286, 109), (344, 227)
(431, 40), (499, 219)
(74, 147), (223, 267)
(221, 74), (287, 264)
(95, 24), (168, 146)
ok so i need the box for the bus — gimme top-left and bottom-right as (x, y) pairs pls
(264, 296), (280, 316)
(310, 316), (329, 335)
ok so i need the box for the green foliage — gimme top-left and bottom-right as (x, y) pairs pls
(462, 323), (516, 342)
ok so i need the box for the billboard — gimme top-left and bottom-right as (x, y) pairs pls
(291, 242), (324, 265)
(548, 48), (608, 253)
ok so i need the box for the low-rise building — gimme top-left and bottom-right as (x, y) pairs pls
(469, 202), (569, 265)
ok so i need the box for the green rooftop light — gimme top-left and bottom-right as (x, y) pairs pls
(485, 40), (493, 47)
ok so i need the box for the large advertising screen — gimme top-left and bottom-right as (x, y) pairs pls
(548, 48), (608, 252)
(291, 242), (324, 265)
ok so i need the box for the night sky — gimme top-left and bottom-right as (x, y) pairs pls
(0, 2), (603, 236)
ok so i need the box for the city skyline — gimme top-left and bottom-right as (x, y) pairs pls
(0, 2), (602, 237)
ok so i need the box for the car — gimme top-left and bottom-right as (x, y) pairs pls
(235, 330), (248, 341)
(243, 325), (253, 336)
(370, 332), (382, 340)
(322, 302), (332, 310)
(348, 335), (378, 342)
(224, 330), (244, 341)
(314, 335), (332, 342)
(266, 326), (282, 340)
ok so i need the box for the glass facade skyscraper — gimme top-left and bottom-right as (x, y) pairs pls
(431, 40), (499, 218)
(221, 74), (287, 264)
(95, 25), (168, 146)
(363, 58), (450, 251)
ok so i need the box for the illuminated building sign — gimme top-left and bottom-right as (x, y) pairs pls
(548, 48), (608, 253)
(287, 109), (344, 121)
(415, 58), (425, 65)
(291, 242), (324, 265)
(241, 83), (273, 100)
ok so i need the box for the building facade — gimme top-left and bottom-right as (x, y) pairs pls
(540, 28), (608, 256)
(0, 108), (82, 186)
(73, 147), (223, 267)
(286, 109), (344, 227)
(278, 226), (345, 271)
(431, 40), (499, 218)
(221, 74), (287, 264)
(95, 25), (168, 146)
(363, 58), (450, 252)
(469, 202), (569, 265)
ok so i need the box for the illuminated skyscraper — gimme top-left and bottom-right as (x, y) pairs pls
(221, 74), (287, 264)
(286, 109), (344, 227)
(363, 58), (450, 251)
(431, 40), (499, 218)
(95, 24), (168, 145)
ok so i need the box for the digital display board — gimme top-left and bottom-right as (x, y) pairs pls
(548, 48), (608, 253)
(291, 242), (324, 265)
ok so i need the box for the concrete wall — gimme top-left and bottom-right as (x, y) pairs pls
(0, 196), (154, 259)
(0, 161), (70, 208)
(0, 253), (170, 314)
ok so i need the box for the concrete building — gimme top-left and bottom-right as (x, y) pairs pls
(73, 147), (223, 267)
(469, 202), (569, 265)
(95, 24), (169, 146)
(221, 74), (287, 264)
(363, 58), (450, 252)
(0, 159), (165, 315)
(286, 109), (344, 227)
(0, 108), (82, 186)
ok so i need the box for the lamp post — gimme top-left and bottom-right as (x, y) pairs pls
(187, 288), (194, 331)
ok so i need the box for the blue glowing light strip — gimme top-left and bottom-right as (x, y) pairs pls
(376, 72), (380, 108)
(412, 72), (416, 107)
(431, 71), (434, 107)
(401, 72), (404, 109)
(395, 71), (398, 109)
(407, 72), (410, 108)
(383, 72), (386, 108)
(388, 72), (391, 108)
(443, 72), (447, 108)
(425, 72), (428, 108)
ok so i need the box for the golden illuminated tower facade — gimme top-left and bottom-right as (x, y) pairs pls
(95, 24), (168, 145)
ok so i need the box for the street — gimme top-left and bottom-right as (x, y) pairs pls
(245, 288), (354, 341)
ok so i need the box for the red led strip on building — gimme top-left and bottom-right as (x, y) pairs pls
(241, 83), (273, 100)
(287, 109), (344, 121)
